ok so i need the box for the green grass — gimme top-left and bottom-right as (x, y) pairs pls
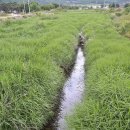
(113, 13), (130, 38)
(1, 10), (130, 130)
(0, 10), (95, 130)
(68, 12), (130, 130)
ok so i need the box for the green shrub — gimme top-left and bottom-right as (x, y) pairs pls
(125, 6), (130, 14)
(115, 12), (122, 17)
(110, 14), (116, 20)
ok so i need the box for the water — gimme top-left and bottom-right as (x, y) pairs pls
(54, 47), (85, 130)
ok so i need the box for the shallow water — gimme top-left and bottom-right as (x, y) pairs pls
(54, 47), (85, 130)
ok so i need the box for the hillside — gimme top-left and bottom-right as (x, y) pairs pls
(0, 0), (129, 4)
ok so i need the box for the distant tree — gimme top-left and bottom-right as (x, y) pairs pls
(23, 0), (26, 13)
(0, 2), (23, 13)
(109, 3), (120, 8)
(62, 5), (78, 10)
(103, 0), (106, 7)
(28, 0), (30, 13)
(52, 3), (59, 8)
(124, 3), (130, 8)
(30, 2), (41, 12)
(101, 4), (104, 8)
(25, 3), (30, 13)
(41, 3), (59, 11)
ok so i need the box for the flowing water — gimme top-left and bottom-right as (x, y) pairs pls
(53, 47), (85, 130)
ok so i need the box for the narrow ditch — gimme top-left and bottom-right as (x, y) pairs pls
(44, 33), (86, 130)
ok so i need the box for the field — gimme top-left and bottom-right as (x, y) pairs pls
(0, 10), (130, 130)
(68, 11), (130, 130)
(0, 10), (92, 130)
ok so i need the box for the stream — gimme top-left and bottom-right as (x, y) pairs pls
(53, 47), (85, 130)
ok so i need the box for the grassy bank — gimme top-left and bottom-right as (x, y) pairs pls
(112, 11), (130, 38)
(0, 11), (95, 129)
(68, 12), (130, 129)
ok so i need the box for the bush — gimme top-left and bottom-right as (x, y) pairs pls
(110, 13), (116, 20)
(115, 12), (122, 17)
(125, 6), (130, 14)
(120, 23), (130, 36)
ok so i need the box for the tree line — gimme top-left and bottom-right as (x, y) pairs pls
(0, 1), (130, 13)
(0, 2), (59, 13)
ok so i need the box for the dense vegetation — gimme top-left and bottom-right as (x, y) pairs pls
(1, 8), (130, 130)
(68, 11), (130, 130)
(0, 2), (59, 13)
(114, 14), (130, 38)
(112, 4), (130, 38)
(0, 2), (23, 13)
(0, 10), (93, 130)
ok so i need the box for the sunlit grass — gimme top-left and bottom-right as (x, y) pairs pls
(1, 10), (130, 130)
(68, 12), (130, 130)
(0, 10), (94, 130)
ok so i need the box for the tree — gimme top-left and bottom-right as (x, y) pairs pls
(23, 0), (26, 13)
(109, 3), (120, 8)
(104, 0), (106, 7)
(28, 0), (30, 13)
(0, 2), (23, 13)
(124, 3), (130, 8)
(52, 3), (59, 8)
(30, 2), (41, 12)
